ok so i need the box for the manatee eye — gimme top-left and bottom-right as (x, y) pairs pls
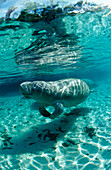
(33, 84), (36, 89)
(32, 83), (40, 92)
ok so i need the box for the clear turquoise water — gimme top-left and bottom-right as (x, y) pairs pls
(0, 1), (111, 169)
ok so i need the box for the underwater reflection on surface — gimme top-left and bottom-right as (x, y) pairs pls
(0, 1), (111, 84)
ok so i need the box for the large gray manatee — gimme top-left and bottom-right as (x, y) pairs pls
(20, 79), (90, 119)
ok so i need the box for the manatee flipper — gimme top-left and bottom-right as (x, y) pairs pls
(49, 102), (64, 119)
(39, 103), (63, 119)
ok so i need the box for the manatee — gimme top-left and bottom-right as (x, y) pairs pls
(20, 79), (90, 119)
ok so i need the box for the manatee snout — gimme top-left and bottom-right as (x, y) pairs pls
(20, 82), (33, 99)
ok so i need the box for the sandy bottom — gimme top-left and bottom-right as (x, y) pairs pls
(0, 81), (111, 170)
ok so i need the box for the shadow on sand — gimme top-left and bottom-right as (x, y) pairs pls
(0, 107), (91, 155)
